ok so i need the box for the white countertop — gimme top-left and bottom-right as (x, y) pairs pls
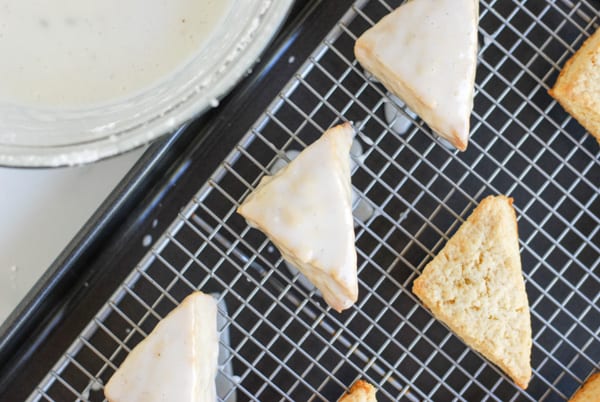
(0, 148), (145, 323)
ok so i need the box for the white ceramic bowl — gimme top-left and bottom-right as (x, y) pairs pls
(0, 0), (292, 167)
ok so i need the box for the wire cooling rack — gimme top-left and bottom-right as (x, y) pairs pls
(29, 0), (599, 401)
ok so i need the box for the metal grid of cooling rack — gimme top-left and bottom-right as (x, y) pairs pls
(30, 0), (599, 401)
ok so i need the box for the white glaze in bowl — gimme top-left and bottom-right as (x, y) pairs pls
(0, 0), (292, 166)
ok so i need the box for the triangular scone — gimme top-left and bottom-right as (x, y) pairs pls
(105, 292), (219, 402)
(338, 380), (378, 402)
(413, 195), (532, 389)
(238, 123), (358, 312)
(549, 27), (600, 144)
(569, 372), (600, 402)
(354, 0), (478, 151)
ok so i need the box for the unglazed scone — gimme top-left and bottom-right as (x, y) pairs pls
(338, 380), (377, 402)
(413, 195), (532, 389)
(104, 292), (219, 402)
(238, 123), (358, 312)
(354, 0), (478, 151)
(569, 373), (600, 402)
(549, 27), (600, 144)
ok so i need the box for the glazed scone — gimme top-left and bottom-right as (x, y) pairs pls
(338, 380), (377, 402)
(354, 0), (478, 151)
(569, 373), (600, 402)
(104, 292), (219, 402)
(549, 27), (600, 144)
(238, 123), (358, 312)
(413, 195), (532, 389)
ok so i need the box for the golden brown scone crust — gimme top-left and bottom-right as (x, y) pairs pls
(569, 373), (600, 402)
(338, 380), (377, 402)
(549, 27), (600, 144)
